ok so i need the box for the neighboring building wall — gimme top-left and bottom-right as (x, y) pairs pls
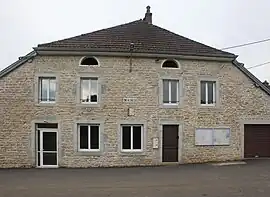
(1, 55), (270, 168)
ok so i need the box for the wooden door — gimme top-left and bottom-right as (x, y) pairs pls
(162, 125), (178, 162)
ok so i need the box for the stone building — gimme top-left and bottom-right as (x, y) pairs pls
(1, 6), (270, 168)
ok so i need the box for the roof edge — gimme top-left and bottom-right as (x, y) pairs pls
(0, 51), (36, 78)
(34, 47), (236, 62)
(37, 20), (143, 48)
(233, 60), (270, 96)
(151, 24), (235, 58)
(1, 51), (269, 98)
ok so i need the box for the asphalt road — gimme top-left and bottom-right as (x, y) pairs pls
(1, 160), (270, 197)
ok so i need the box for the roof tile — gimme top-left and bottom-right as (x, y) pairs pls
(37, 20), (235, 58)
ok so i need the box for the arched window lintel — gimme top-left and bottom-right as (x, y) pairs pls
(161, 59), (180, 68)
(79, 56), (99, 66)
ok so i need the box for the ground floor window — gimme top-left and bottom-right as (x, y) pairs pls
(78, 124), (100, 151)
(121, 125), (143, 151)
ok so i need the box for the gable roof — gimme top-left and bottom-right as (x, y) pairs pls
(1, 7), (269, 98)
(233, 60), (270, 95)
(0, 51), (36, 78)
(36, 20), (235, 58)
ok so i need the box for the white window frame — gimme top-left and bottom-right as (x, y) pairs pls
(201, 81), (216, 106)
(121, 125), (143, 152)
(161, 59), (180, 69)
(163, 79), (179, 105)
(39, 77), (56, 103)
(78, 124), (100, 152)
(79, 56), (100, 67)
(80, 78), (98, 104)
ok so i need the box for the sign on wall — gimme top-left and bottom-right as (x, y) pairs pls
(152, 137), (159, 149)
(195, 129), (213, 145)
(123, 98), (136, 103)
(213, 128), (230, 145)
(195, 128), (230, 146)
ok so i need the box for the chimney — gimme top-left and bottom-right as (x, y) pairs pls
(143, 6), (152, 24)
(263, 80), (270, 89)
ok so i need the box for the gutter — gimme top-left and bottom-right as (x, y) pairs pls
(34, 47), (236, 62)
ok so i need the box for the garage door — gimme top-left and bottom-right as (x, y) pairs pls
(244, 124), (270, 158)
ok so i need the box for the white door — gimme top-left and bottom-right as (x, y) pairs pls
(37, 129), (58, 167)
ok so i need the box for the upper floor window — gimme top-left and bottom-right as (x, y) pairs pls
(39, 77), (56, 103)
(80, 57), (99, 66)
(200, 81), (216, 106)
(162, 60), (179, 68)
(163, 79), (179, 105)
(80, 78), (98, 104)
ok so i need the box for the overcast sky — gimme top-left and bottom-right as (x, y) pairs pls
(0, 0), (269, 81)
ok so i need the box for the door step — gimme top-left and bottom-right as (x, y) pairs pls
(210, 161), (246, 166)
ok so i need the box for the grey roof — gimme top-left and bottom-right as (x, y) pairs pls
(0, 17), (269, 97)
(262, 81), (270, 90)
(36, 20), (236, 58)
(0, 51), (36, 78)
(232, 60), (270, 95)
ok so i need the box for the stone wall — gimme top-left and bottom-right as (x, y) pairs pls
(1, 55), (270, 168)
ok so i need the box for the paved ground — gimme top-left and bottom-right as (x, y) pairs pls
(1, 160), (270, 197)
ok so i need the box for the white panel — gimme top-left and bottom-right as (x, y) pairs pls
(152, 137), (159, 149)
(195, 129), (213, 145)
(128, 108), (135, 116)
(213, 128), (230, 145)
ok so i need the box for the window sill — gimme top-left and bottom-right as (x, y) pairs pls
(79, 65), (100, 67)
(200, 104), (216, 107)
(198, 104), (219, 108)
(160, 104), (183, 109)
(35, 102), (56, 107)
(77, 150), (103, 156)
(76, 103), (101, 108)
(198, 105), (224, 112)
(195, 144), (230, 147)
(119, 150), (146, 156)
(161, 67), (180, 69)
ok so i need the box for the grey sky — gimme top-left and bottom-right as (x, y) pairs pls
(1, 0), (269, 81)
